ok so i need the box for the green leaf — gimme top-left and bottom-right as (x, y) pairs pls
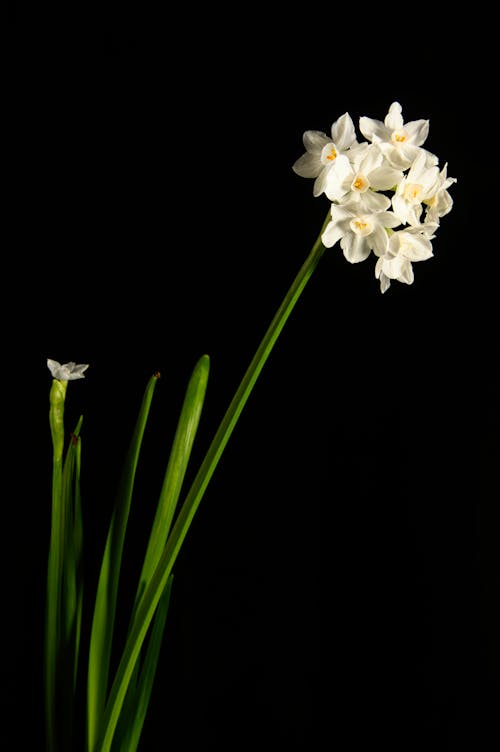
(115, 353), (210, 750)
(59, 416), (84, 749)
(112, 354), (210, 750)
(73, 421), (84, 692)
(96, 537), (178, 752)
(95, 355), (210, 752)
(87, 374), (160, 752)
(134, 354), (211, 614)
(61, 417), (83, 685)
(118, 576), (173, 752)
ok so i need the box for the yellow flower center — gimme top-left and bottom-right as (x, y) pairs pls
(349, 217), (373, 236)
(325, 146), (337, 161)
(351, 173), (369, 193)
(403, 183), (423, 202)
(392, 130), (407, 144)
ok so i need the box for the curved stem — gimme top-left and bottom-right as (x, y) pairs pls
(96, 209), (330, 752)
(166, 212), (330, 561)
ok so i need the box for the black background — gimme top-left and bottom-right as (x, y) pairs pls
(5, 4), (499, 750)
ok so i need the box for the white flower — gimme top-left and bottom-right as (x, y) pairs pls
(392, 151), (441, 226)
(322, 201), (401, 263)
(292, 112), (362, 197)
(359, 101), (436, 170)
(424, 163), (457, 224)
(375, 223), (437, 293)
(324, 143), (404, 210)
(47, 359), (89, 380)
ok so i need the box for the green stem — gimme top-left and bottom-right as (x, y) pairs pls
(95, 209), (330, 752)
(163, 210), (330, 566)
(45, 378), (68, 752)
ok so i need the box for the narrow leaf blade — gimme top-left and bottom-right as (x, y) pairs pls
(135, 354), (210, 611)
(87, 374), (159, 752)
(119, 576), (173, 752)
(96, 356), (210, 752)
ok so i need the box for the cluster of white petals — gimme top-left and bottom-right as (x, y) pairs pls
(293, 102), (456, 292)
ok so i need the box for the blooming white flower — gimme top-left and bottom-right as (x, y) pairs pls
(392, 150), (441, 226)
(324, 143), (404, 210)
(292, 112), (363, 197)
(359, 101), (436, 170)
(47, 359), (89, 380)
(423, 163), (457, 224)
(375, 223), (437, 293)
(322, 201), (401, 263)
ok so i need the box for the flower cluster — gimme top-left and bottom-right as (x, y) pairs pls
(293, 102), (456, 293)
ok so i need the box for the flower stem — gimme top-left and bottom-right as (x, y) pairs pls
(45, 378), (68, 752)
(96, 209), (330, 752)
(166, 209), (330, 559)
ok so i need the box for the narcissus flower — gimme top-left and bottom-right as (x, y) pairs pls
(47, 359), (89, 381)
(292, 112), (363, 197)
(322, 202), (401, 263)
(391, 150), (441, 226)
(325, 143), (404, 209)
(424, 163), (457, 224)
(359, 101), (436, 170)
(375, 224), (437, 293)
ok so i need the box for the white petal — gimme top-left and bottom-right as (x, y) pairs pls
(379, 270), (391, 293)
(47, 359), (62, 378)
(377, 142), (412, 169)
(341, 233), (370, 263)
(426, 192), (453, 221)
(347, 141), (371, 168)
(324, 155), (353, 201)
(370, 225), (390, 256)
(376, 210), (401, 228)
(408, 204), (424, 226)
(331, 112), (356, 151)
(380, 255), (406, 279)
(359, 116), (388, 143)
(313, 167), (329, 197)
(422, 169), (441, 196)
(399, 233), (434, 261)
(423, 149), (439, 166)
(356, 190), (391, 213)
(384, 102), (404, 130)
(398, 260), (414, 285)
(392, 194), (411, 225)
(402, 144), (428, 172)
(405, 119), (429, 146)
(358, 144), (382, 174)
(408, 221), (438, 238)
(330, 203), (357, 223)
(292, 152), (322, 179)
(302, 130), (331, 153)
(322, 220), (345, 248)
(368, 165), (403, 190)
(324, 178), (350, 202)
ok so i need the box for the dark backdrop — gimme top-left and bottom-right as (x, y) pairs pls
(5, 4), (499, 750)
